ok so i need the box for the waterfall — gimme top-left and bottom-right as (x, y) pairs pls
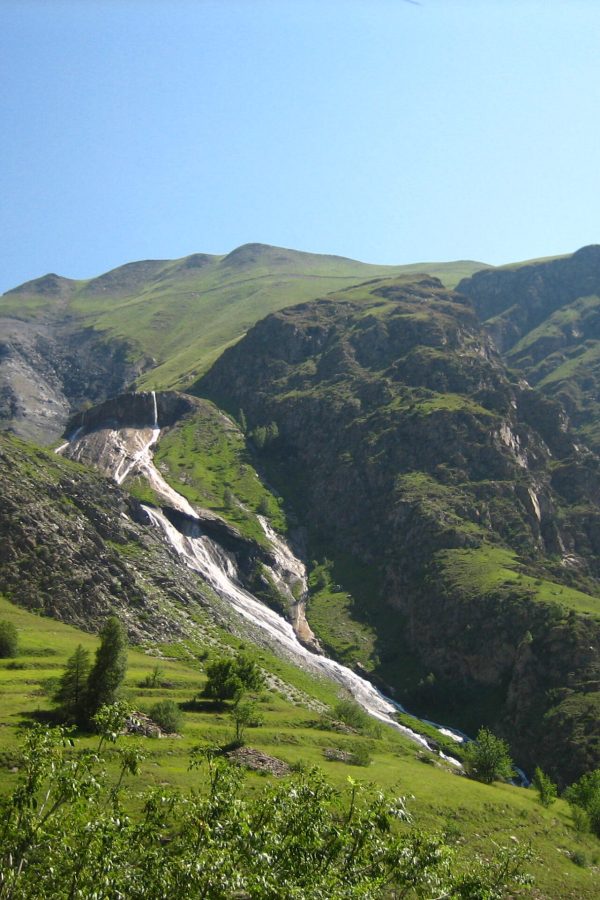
(114, 392), (161, 485)
(57, 391), (465, 765)
(142, 504), (463, 761)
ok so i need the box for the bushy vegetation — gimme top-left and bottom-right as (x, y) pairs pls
(203, 652), (264, 704)
(0, 714), (535, 900)
(1, 596), (599, 898)
(565, 769), (600, 837)
(462, 728), (515, 785)
(532, 767), (557, 808)
(149, 699), (183, 734)
(230, 697), (263, 744)
(0, 620), (18, 658)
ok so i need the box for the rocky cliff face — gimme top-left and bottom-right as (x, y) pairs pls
(0, 433), (215, 642)
(0, 317), (150, 444)
(458, 245), (600, 454)
(196, 275), (600, 783)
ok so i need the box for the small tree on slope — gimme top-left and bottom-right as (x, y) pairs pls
(54, 644), (91, 725)
(463, 727), (515, 784)
(86, 616), (128, 721)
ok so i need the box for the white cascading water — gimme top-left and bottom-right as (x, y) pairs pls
(114, 391), (161, 485)
(141, 504), (442, 750)
(60, 391), (465, 763)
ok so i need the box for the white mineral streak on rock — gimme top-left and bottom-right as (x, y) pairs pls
(498, 422), (528, 468)
(257, 515), (321, 652)
(528, 488), (542, 522)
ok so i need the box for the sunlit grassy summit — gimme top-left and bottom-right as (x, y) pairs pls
(1, 243), (487, 391)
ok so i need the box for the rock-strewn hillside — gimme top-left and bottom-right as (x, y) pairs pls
(0, 432), (215, 641)
(196, 275), (600, 784)
(458, 245), (600, 451)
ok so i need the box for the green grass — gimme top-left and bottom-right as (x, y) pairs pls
(0, 594), (599, 897)
(1, 246), (487, 391)
(148, 401), (286, 542)
(438, 545), (600, 619)
(307, 569), (379, 670)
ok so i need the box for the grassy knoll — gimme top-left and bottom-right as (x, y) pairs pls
(146, 401), (286, 542)
(0, 594), (599, 896)
(438, 545), (600, 620)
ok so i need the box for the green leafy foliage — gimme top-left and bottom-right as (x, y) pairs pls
(333, 698), (381, 738)
(0, 720), (534, 899)
(564, 769), (600, 837)
(229, 697), (263, 744)
(149, 700), (183, 735)
(203, 652), (265, 704)
(532, 767), (557, 808)
(86, 617), (128, 720)
(462, 728), (515, 785)
(0, 620), (18, 658)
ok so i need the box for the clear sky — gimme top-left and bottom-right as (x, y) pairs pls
(2, 0), (599, 292)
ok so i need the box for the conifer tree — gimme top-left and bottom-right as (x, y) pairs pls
(86, 616), (128, 720)
(54, 644), (90, 724)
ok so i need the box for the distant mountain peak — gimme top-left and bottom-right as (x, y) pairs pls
(4, 272), (77, 297)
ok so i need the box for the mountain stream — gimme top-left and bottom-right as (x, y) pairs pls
(60, 392), (465, 765)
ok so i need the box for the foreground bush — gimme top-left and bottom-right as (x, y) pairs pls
(0, 711), (533, 899)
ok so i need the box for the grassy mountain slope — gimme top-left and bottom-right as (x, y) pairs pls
(196, 274), (600, 784)
(1, 594), (599, 897)
(2, 244), (487, 391)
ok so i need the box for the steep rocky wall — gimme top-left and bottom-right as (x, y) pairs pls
(0, 320), (151, 444)
(196, 276), (600, 781)
(457, 245), (600, 351)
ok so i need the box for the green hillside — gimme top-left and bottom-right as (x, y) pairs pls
(1, 244), (487, 391)
(196, 273), (600, 784)
(1, 594), (599, 897)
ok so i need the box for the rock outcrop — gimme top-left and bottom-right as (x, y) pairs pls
(196, 275), (600, 783)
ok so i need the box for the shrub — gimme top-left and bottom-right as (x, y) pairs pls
(334, 699), (371, 731)
(140, 664), (163, 688)
(532, 766), (557, 808)
(230, 698), (263, 744)
(0, 723), (534, 899)
(203, 652), (264, 704)
(349, 743), (371, 767)
(0, 620), (18, 658)
(149, 700), (182, 734)
(462, 727), (515, 784)
(564, 769), (600, 837)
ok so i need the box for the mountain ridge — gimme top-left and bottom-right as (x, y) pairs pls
(0, 244), (488, 444)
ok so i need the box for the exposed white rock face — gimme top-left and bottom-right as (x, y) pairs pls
(258, 515), (320, 652)
(527, 488), (542, 522)
(497, 422), (528, 468)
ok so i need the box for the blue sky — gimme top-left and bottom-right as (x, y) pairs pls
(2, 0), (599, 291)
